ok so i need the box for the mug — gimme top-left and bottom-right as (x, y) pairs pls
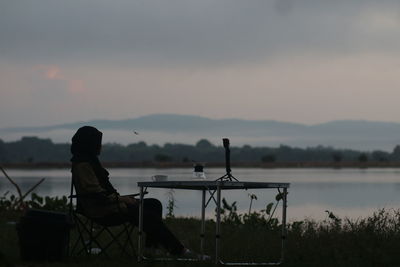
(152, 175), (168, 181)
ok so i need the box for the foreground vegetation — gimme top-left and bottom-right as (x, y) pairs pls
(1, 194), (400, 267)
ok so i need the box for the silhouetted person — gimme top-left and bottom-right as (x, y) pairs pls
(70, 126), (188, 256)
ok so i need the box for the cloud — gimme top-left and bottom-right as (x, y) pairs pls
(356, 8), (400, 33)
(1, 1), (400, 67)
(43, 65), (64, 80)
(34, 64), (87, 94)
(2, 0), (400, 128)
(68, 79), (85, 93)
(274, 0), (295, 16)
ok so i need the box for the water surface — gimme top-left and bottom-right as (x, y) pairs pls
(2, 168), (400, 221)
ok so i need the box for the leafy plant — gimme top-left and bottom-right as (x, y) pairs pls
(248, 193), (257, 214)
(0, 191), (15, 211)
(165, 189), (176, 218)
(0, 192), (69, 212)
(219, 193), (284, 229)
(220, 198), (242, 225)
(26, 193), (69, 211)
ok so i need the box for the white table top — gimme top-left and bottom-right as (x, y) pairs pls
(137, 180), (290, 190)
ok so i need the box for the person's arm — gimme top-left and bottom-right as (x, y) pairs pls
(118, 195), (137, 205)
(74, 162), (119, 202)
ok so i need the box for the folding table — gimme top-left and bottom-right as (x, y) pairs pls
(137, 180), (289, 265)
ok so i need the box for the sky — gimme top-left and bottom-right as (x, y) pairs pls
(1, 0), (400, 128)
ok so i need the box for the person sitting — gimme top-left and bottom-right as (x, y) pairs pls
(70, 126), (201, 257)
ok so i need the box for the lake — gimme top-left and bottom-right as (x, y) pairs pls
(1, 168), (400, 221)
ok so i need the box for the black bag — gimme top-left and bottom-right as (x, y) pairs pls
(16, 209), (73, 261)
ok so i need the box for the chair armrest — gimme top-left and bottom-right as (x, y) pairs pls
(68, 192), (109, 200)
(122, 192), (148, 198)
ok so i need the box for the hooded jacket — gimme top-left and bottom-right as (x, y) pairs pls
(70, 126), (127, 218)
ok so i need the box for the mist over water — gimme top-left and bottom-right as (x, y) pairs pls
(2, 168), (400, 221)
(3, 115), (400, 151)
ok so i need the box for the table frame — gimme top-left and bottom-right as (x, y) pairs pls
(137, 181), (289, 265)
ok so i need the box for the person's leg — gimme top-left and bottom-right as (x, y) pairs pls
(127, 198), (184, 255)
(142, 198), (163, 248)
(143, 198), (162, 220)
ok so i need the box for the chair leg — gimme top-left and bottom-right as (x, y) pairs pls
(70, 214), (136, 258)
(122, 224), (136, 257)
(70, 214), (92, 256)
(100, 226), (132, 257)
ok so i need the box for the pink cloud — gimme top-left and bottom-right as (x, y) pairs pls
(68, 79), (86, 93)
(45, 65), (64, 80)
(34, 64), (87, 93)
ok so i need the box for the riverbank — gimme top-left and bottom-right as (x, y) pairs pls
(3, 161), (400, 169)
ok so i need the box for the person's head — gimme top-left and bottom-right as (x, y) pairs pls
(71, 126), (103, 157)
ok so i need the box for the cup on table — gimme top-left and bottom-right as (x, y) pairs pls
(152, 175), (168, 181)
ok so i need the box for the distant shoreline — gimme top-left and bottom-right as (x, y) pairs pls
(2, 161), (400, 169)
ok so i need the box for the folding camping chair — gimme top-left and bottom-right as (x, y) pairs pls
(68, 180), (136, 258)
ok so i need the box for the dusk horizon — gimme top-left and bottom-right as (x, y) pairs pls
(4, 112), (400, 129)
(2, 1), (400, 129)
(2, 113), (400, 151)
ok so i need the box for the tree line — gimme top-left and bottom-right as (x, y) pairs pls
(1, 136), (400, 164)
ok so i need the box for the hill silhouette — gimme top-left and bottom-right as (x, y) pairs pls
(1, 114), (400, 151)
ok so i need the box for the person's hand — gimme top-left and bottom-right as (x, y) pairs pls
(119, 195), (137, 205)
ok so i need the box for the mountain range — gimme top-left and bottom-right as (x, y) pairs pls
(2, 114), (400, 151)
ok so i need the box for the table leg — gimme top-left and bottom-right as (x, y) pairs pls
(201, 189), (206, 256)
(281, 187), (288, 263)
(138, 186), (144, 262)
(215, 185), (221, 264)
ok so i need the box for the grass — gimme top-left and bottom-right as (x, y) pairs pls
(2, 209), (400, 267)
